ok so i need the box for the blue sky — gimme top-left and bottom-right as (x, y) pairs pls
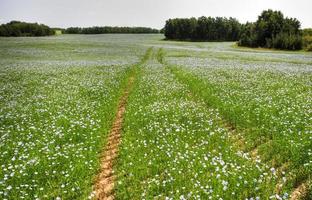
(0, 0), (311, 28)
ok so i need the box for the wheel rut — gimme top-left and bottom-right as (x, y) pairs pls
(93, 48), (152, 199)
(290, 182), (308, 200)
(157, 48), (312, 199)
(94, 76), (135, 200)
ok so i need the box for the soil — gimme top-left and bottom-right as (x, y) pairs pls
(94, 77), (134, 200)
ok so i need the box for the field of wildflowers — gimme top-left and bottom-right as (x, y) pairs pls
(0, 35), (147, 199)
(0, 34), (311, 199)
(162, 43), (312, 199)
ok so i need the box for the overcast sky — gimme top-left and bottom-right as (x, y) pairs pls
(0, 0), (311, 29)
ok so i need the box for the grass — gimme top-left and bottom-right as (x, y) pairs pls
(115, 48), (283, 199)
(0, 34), (311, 199)
(163, 48), (312, 197)
(0, 64), (127, 199)
(0, 35), (148, 199)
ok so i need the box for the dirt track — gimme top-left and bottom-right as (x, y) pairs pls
(94, 76), (134, 200)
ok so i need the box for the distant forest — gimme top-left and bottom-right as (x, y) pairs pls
(1, 11), (311, 51)
(64, 26), (159, 34)
(0, 21), (55, 37)
(165, 17), (241, 41)
(164, 10), (310, 50)
(0, 22), (160, 36)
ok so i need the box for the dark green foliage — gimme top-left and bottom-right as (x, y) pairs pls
(164, 17), (241, 41)
(270, 32), (302, 50)
(238, 10), (303, 50)
(303, 35), (312, 51)
(65, 27), (82, 34)
(302, 28), (312, 36)
(64, 26), (159, 34)
(0, 21), (55, 37)
(302, 29), (312, 51)
(237, 23), (258, 47)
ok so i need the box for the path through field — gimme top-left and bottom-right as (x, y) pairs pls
(114, 48), (276, 199)
(94, 48), (152, 199)
(94, 76), (134, 200)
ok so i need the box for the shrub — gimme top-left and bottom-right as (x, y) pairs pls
(302, 28), (312, 37)
(270, 33), (302, 50)
(303, 35), (312, 51)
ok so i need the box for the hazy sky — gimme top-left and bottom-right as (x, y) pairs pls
(0, 0), (311, 29)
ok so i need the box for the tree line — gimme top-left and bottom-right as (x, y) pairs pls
(0, 21), (160, 36)
(164, 10), (306, 50)
(0, 21), (55, 37)
(164, 17), (241, 41)
(238, 10), (302, 50)
(65, 26), (159, 34)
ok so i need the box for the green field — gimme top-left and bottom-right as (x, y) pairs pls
(0, 34), (311, 199)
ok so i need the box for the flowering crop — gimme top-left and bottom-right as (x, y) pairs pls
(115, 50), (285, 199)
(0, 35), (147, 199)
(0, 35), (311, 199)
(165, 43), (312, 197)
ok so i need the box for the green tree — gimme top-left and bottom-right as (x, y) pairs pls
(238, 10), (303, 50)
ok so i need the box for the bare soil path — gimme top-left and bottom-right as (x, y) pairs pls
(291, 182), (307, 200)
(94, 76), (135, 200)
(93, 47), (151, 200)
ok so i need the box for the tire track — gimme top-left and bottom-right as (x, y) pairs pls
(290, 182), (308, 200)
(93, 48), (152, 200)
(159, 48), (312, 199)
(94, 76), (134, 200)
